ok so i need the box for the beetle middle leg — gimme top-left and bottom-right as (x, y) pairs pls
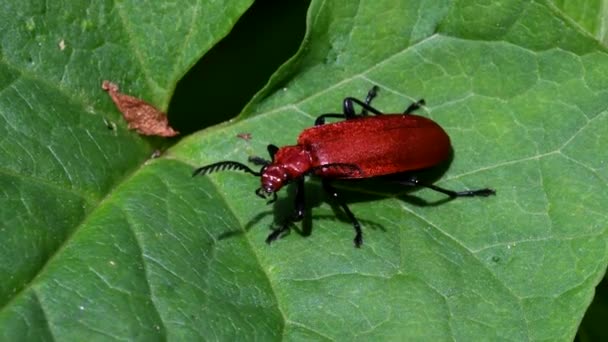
(266, 178), (306, 244)
(322, 180), (363, 247)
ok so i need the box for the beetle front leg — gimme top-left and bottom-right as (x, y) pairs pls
(322, 180), (363, 247)
(266, 178), (306, 244)
(404, 177), (496, 198)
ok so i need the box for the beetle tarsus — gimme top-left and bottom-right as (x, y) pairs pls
(361, 86), (380, 115)
(406, 178), (497, 198)
(266, 226), (290, 244)
(451, 188), (496, 197)
(404, 99), (426, 114)
(353, 227), (363, 248)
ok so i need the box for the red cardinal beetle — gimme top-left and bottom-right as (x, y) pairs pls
(194, 86), (495, 247)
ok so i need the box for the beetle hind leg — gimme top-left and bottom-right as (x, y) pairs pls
(405, 177), (496, 198)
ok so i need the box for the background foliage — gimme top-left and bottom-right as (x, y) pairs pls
(1, 0), (606, 340)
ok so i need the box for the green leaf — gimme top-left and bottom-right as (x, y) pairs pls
(2, 0), (607, 340)
(0, 0), (254, 339)
(551, 0), (608, 45)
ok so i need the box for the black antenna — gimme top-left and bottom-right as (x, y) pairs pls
(193, 161), (261, 177)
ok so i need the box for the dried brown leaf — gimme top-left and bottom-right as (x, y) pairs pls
(102, 81), (179, 137)
(236, 133), (252, 141)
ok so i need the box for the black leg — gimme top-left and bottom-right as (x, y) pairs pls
(267, 144), (279, 160)
(316, 86), (384, 125)
(404, 177), (496, 197)
(315, 97), (384, 125)
(250, 144), (280, 165)
(404, 99), (426, 114)
(322, 180), (363, 247)
(315, 113), (345, 126)
(343, 97), (384, 118)
(361, 86), (379, 115)
(266, 178), (306, 244)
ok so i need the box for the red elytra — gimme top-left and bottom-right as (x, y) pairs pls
(296, 114), (451, 177)
(194, 86), (494, 247)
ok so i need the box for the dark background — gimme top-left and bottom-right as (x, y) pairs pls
(168, 0), (311, 134)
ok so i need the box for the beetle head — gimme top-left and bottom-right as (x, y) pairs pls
(255, 164), (288, 203)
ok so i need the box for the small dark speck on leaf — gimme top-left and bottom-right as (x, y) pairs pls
(236, 133), (252, 141)
(102, 80), (179, 137)
(492, 256), (501, 263)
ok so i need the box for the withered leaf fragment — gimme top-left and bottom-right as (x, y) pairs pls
(236, 132), (252, 141)
(102, 81), (179, 137)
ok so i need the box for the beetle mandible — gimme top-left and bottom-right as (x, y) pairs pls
(193, 86), (495, 247)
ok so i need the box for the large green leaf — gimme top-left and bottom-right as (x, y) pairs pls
(0, 0), (254, 339)
(2, 0), (607, 340)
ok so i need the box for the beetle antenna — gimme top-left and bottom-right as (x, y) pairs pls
(308, 163), (364, 177)
(193, 161), (261, 177)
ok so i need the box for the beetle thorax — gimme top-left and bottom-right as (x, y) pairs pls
(261, 145), (311, 193)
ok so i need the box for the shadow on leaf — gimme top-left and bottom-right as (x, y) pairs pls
(216, 158), (462, 243)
